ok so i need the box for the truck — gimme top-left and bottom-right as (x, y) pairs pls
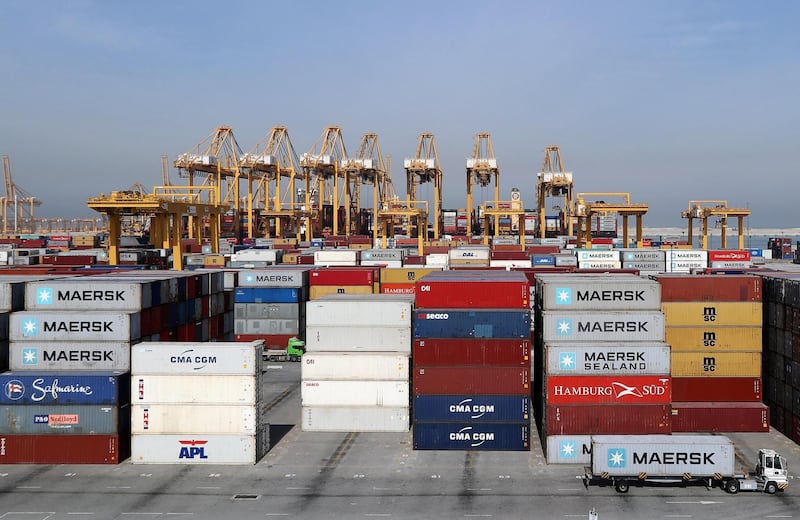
(582, 435), (788, 495)
(263, 337), (306, 362)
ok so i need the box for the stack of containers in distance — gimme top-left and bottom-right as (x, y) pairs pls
(379, 268), (441, 296)
(574, 249), (621, 270)
(448, 246), (490, 267)
(535, 274), (669, 464)
(412, 271), (532, 451)
(234, 267), (311, 350)
(313, 249), (359, 267)
(707, 250), (752, 269)
(361, 249), (404, 269)
(302, 294), (413, 432)
(619, 249), (666, 274)
(658, 274), (767, 432)
(761, 274), (800, 443)
(665, 249), (707, 273)
(308, 267), (380, 300)
(130, 341), (267, 464)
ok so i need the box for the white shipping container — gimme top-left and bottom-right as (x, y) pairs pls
(301, 353), (410, 381)
(302, 406), (409, 432)
(667, 260), (707, 273)
(313, 250), (358, 266)
(131, 430), (268, 465)
(131, 341), (262, 375)
(546, 435), (593, 464)
(131, 404), (258, 434)
(553, 254), (578, 267)
(575, 250), (619, 261)
(361, 249), (403, 262)
(578, 261), (622, 270)
(9, 311), (141, 341)
(540, 311), (665, 342)
(545, 343), (671, 375)
(306, 295), (413, 327)
(362, 260), (403, 268)
(9, 341), (130, 371)
(709, 261), (752, 269)
(489, 260), (533, 268)
(133, 375), (260, 404)
(449, 247), (490, 260)
(231, 249), (282, 263)
(301, 380), (409, 407)
(25, 280), (148, 310)
(305, 325), (411, 353)
(623, 261), (665, 271)
(425, 254), (449, 267)
(236, 268), (309, 288)
(619, 250), (666, 262)
(537, 275), (662, 311)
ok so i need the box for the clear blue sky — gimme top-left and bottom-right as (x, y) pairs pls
(1, 1), (797, 227)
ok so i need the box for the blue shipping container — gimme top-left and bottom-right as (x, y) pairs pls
(749, 249), (763, 257)
(532, 255), (556, 266)
(413, 422), (530, 451)
(413, 310), (530, 338)
(413, 395), (530, 423)
(234, 287), (306, 304)
(0, 404), (128, 435)
(0, 372), (130, 405)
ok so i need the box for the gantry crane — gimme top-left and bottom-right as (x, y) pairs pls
(240, 127), (310, 242)
(1, 154), (42, 235)
(375, 157), (426, 253)
(300, 127), (350, 237)
(479, 188), (526, 250)
(341, 133), (388, 237)
(573, 192), (649, 248)
(681, 200), (750, 250)
(161, 155), (173, 186)
(404, 133), (443, 239)
(466, 133), (500, 236)
(536, 145), (574, 238)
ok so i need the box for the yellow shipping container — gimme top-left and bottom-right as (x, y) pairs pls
(349, 243), (371, 250)
(309, 285), (374, 300)
(666, 326), (762, 351)
(661, 302), (762, 327)
(273, 238), (297, 246)
(380, 267), (442, 284)
(202, 255), (226, 266)
(282, 253), (299, 264)
(448, 259), (490, 266)
(671, 351), (761, 377)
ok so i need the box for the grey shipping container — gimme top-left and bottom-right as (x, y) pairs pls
(244, 303), (302, 319)
(545, 434), (593, 464)
(302, 406), (409, 432)
(537, 276), (661, 311)
(10, 311), (142, 342)
(545, 343), (671, 375)
(8, 341), (131, 371)
(237, 268), (310, 288)
(0, 404), (127, 435)
(540, 311), (665, 342)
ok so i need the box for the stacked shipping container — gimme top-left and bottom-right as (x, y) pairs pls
(308, 267), (380, 299)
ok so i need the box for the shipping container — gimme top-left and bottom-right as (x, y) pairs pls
(578, 261), (622, 270)
(0, 434), (128, 464)
(414, 271), (529, 309)
(241, 303), (302, 319)
(0, 279), (27, 312)
(301, 406), (410, 432)
(361, 249), (404, 263)
(313, 250), (360, 266)
(661, 302), (762, 326)
(540, 311), (665, 342)
(544, 343), (671, 375)
(234, 287), (306, 304)
(131, 342), (262, 375)
(622, 261), (665, 271)
(671, 352), (761, 377)
(707, 250), (751, 262)
(130, 430), (269, 464)
(575, 250), (618, 262)
(412, 338), (530, 366)
(308, 266), (375, 285)
(545, 434), (593, 464)
(413, 422), (529, 451)
(0, 404), (126, 434)
(301, 353), (410, 381)
(413, 394), (529, 423)
(0, 372), (129, 405)
(236, 268), (310, 288)
(671, 377), (761, 402)
(545, 375), (670, 405)
(305, 325), (411, 353)
(237, 318), (300, 335)
(8, 341), (131, 371)
(656, 274), (761, 302)
(665, 326), (762, 351)
(24, 280), (149, 310)
(671, 402), (769, 432)
(131, 404), (257, 434)
(309, 285), (375, 299)
(380, 283), (416, 295)
(536, 276), (661, 311)
(414, 309), (530, 339)
(306, 294), (413, 327)
(619, 250), (666, 262)
(10, 311), (141, 341)
(543, 404), (671, 435)
(133, 375), (259, 404)
(301, 380), (409, 407)
(413, 366), (529, 395)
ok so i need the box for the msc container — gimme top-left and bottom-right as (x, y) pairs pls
(413, 366), (529, 395)
(414, 271), (529, 309)
(537, 276), (661, 311)
(301, 380), (409, 407)
(413, 395), (530, 423)
(0, 372), (129, 405)
(131, 430), (269, 464)
(671, 377), (762, 402)
(665, 326), (762, 351)
(671, 402), (769, 432)
(0, 434), (128, 464)
(543, 404), (671, 435)
(301, 353), (410, 381)
(305, 325), (411, 353)
(545, 435), (593, 464)
(413, 422), (530, 451)
(8, 341), (131, 371)
(306, 294), (413, 327)
(10, 311), (141, 341)
(589, 434), (734, 477)
(133, 375), (259, 404)
(0, 404), (125, 434)
(301, 406), (410, 432)
(414, 309), (530, 339)
(236, 268), (309, 288)
(671, 352), (761, 377)
(540, 311), (665, 342)
(233, 287), (306, 304)
(545, 375), (671, 405)
(131, 404), (257, 434)
(661, 302), (762, 326)
(24, 280), (148, 310)
(412, 338), (530, 366)
(656, 274), (761, 302)
(131, 342), (262, 375)
(545, 343), (671, 375)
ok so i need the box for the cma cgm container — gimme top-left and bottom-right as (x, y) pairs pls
(671, 377), (762, 402)
(131, 430), (269, 464)
(656, 274), (761, 302)
(0, 434), (128, 464)
(412, 338), (530, 366)
(301, 353), (410, 381)
(131, 404), (257, 434)
(302, 406), (409, 432)
(545, 375), (671, 405)
(306, 294), (413, 328)
(414, 271), (529, 309)
(133, 375), (260, 404)
(671, 402), (769, 432)
(540, 311), (664, 342)
(545, 343), (671, 375)
(536, 275), (661, 311)
(301, 380), (409, 407)
(543, 404), (671, 435)
(413, 366), (529, 395)
(0, 372), (129, 405)
(413, 395), (530, 423)
(130, 342), (262, 375)
(414, 309), (530, 339)
(10, 311), (142, 341)
(0, 404), (125, 434)
(8, 342), (131, 371)
(414, 422), (530, 451)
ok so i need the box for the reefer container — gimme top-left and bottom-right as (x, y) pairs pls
(0, 404), (124, 434)
(131, 430), (269, 464)
(543, 404), (671, 435)
(130, 342), (262, 375)
(619, 250), (666, 262)
(412, 338), (530, 366)
(25, 280), (148, 310)
(661, 302), (762, 326)
(671, 377), (761, 402)
(236, 268), (309, 288)
(0, 372), (129, 405)
(301, 353), (410, 381)
(312, 250), (359, 266)
(656, 274), (761, 302)
(540, 311), (664, 342)
(545, 343), (670, 375)
(131, 404), (257, 434)
(413, 366), (529, 395)
(413, 422), (530, 451)
(0, 279), (27, 312)
(0, 434), (128, 464)
(301, 380), (409, 407)
(414, 309), (530, 339)
(238, 318), (300, 335)
(575, 250), (619, 262)
(10, 311), (141, 341)
(305, 325), (411, 353)
(302, 406), (410, 432)
(133, 375), (260, 404)
(671, 352), (761, 377)
(413, 271), (529, 309)
(8, 342), (131, 371)
(545, 375), (671, 405)
(665, 326), (762, 351)
(671, 402), (769, 432)
(536, 276), (661, 311)
(306, 294), (413, 327)
(413, 395), (530, 423)
(545, 434), (593, 464)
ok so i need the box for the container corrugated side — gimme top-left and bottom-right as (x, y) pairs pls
(131, 404), (257, 434)
(671, 402), (769, 432)
(0, 372), (129, 405)
(414, 277), (529, 309)
(133, 375), (260, 404)
(538, 279), (661, 311)
(413, 422), (530, 451)
(0, 434), (129, 464)
(306, 296), (413, 327)
(656, 274), (761, 302)
(545, 343), (670, 375)
(242, 302), (302, 319)
(10, 311), (141, 341)
(0, 404), (125, 434)
(8, 342), (131, 371)
(130, 429), (269, 464)
(301, 353), (410, 381)
(545, 375), (670, 404)
(671, 352), (761, 377)
(540, 311), (664, 342)
(413, 366), (530, 395)
(380, 268), (441, 284)
(545, 435), (592, 464)
(131, 342), (261, 375)
(665, 326), (762, 350)
(236, 268), (309, 288)
(301, 380), (409, 407)
(305, 326), (411, 353)
(234, 287), (306, 304)
(661, 302), (762, 326)
(412, 338), (530, 366)
(413, 395), (530, 423)
(309, 285), (374, 299)
(302, 406), (409, 432)
(24, 281), (147, 310)
(671, 377), (761, 402)
(414, 309), (530, 339)
(543, 404), (671, 435)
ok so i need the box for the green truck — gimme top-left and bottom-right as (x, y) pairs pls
(263, 336), (305, 362)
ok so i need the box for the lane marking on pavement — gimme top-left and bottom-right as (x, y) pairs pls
(364, 515), (391, 517)
(285, 486), (311, 490)
(766, 516), (793, 518)
(66, 514), (95, 516)
(665, 516), (692, 518)
(106, 486), (132, 490)
(265, 515), (290, 517)
(196, 486), (220, 489)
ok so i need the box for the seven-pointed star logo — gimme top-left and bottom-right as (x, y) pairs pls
(557, 319), (572, 335)
(37, 288), (53, 305)
(608, 449), (626, 467)
(560, 441), (576, 458)
(244, 275), (254, 283)
(22, 348), (37, 365)
(22, 318), (39, 336)
(559, 352), (576, 370)
(555, 288), (572, 305)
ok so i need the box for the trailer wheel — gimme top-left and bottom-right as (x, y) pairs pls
(614, 480), (630, 493)
(725, 479), (740, 494)
(765, 481), (778, 495)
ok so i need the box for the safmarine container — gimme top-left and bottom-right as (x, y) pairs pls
(24, 280), (149, 310)
(414, 309), (530, 339)
(131, 404), (257, 434)
(8, 342), (131, 371)
(131, 430), (269, 464)
(0, 404), (125, 434)
(665, 326), (762, 350)
(671, 352), (761, 377)
(302, 406), (410, 432)
(301, 353), (410, 381)
(234, 287), (306, 303)
(545, 343), (670, 375)
(656, 274), (761, 302)
(540, 311), (664, 342)
(545, 435), (593, 464)
(133, 375), (260, 404)
(412, 338), (530, 366)
(671, 402), (769, 432)
(10, 311), (142, 341)
(306, 294), (413, 327)
(305, 326), (411, 353)
(131, 342), (262, 375)
(236, 268), (310, 288)
(301, 380), (409, 407)
(413, 367), (529, 395)
(414, 422), (530, 451)
(536, 275), (661, 311)
(545, 375), (671, 405)
(0, 434), (129, 464)
(543, 404), (671, 435)
(0, 372), (129, 405)
(413, 271), (529, 309)
(413, 395), (530, 423)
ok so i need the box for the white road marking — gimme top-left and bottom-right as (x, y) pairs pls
(665, 501), (721, 505)
(14, 486), (41, 490)
(106, 486), (132, 489)
(286, 486), (310, 490)
(464, 515), (492, 518)
(121, 515), (162, 517)
(196, 486), (220, 489)
(364, 515), (391, 518)
(266, 366), (284, 370)
(165, 515), (194, 517)
(557, 488), (580, 491)
(665, 516), (692, 518)
(372, 487), (400, 490)
(466, 488), (492, 491)
(766, 516), (793, 518)
(265, 515), (290, 517)
(67, 514), (95, 516)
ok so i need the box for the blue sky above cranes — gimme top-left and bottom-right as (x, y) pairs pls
(1, 0), (797, 227)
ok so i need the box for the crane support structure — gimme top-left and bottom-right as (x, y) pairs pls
(479, 200), (526, 250)
(466, 133), (500, 237)
(300, 127), (350, 237)
(1, 154), (42, 235)
(536, 146), (574, 238)
(404, 133), (443, 240)
(341, 133), (388, 240)
(574, 192), (649, 248)
(681, 200), (750, 250)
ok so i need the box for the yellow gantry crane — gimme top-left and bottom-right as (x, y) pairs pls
(681, 200), (750, 249)
(300, 127), (350, 237)
(536, 145), (574, 238)
(466, 133), (500, 236)
(573, 192), (649, 248)
(341, 133), (388, 237)
(1, 154), (42, 235)
(404, 133), (443, 240)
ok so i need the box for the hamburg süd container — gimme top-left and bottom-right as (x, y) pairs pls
(305, 294), (413, 327)
(301, 380), (409, 407)
(536, 276), (661, 311)
(130, 341), (262, 375)
(131, 404), (257, 434)
(8, 341), (131, 371)
(0, 372), (129, 405)
(661, 302), (762, 326)
(543, 404), (671, 435)
(545, 343), (670, 375)
(413, 394), (530, 423)
(304, 326), (411, 353)
(671, 377), (761, 402)
(0, 434), (129, 464)
(413, 271), (529, 309)
(545, 375), (671, 405)
(301, 353), (410, 381)
(412, 338), (530, 366)
(131, 429), (269, 464)
(133, 375), (260, 404)
(545, 434), (593, 464)
(665, 326), (762, 350)
(671, 402), (769, 432)
(413, 366), (529, 395)
(413, 422), (530, 451)
(656, 274), (761, 302)
(670, 352), (761, 377)
(414, 309), (530, 339)
(236, 268), (310, 288)
(301, 406), (410, 432)
(10, 311), (142, 341)
(540, 311), (664, 342)
(0, 404), (126, 434)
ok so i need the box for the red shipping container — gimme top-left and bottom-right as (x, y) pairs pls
(297, 254), (315, 265)
(657, 274), (761, 302)
(671, 377), (762, 402)
(0, 435), (128, 464)
(490, 251), (530, 261)
(492, 244), (524, 252)
(54, 255), (95, 265)
(381, 283), (415, 295)
(526, 245), (560, 254)
(544, 404), (671, 435)
(425, 246), (450, 254)
(309, 267), (376, 286)
(413, 366), (530, 395)
(671, 402), (769, 432)
(708, 250), (751, 262)
(235, 333), (294, 349)
(414, 271), (529, 309)
(413, 338), (530, 366)
(404, 255), (424, 265)
(545, 375), (671, 405)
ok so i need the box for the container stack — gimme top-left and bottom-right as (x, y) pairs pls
(308, 267), (379, 300)
(412, 271), (532, 451)
(0, 276), (31, 371)
(534, 274), (669, 464)
(658, 274), (768, 432)
(574, 250), (621, 270)
(448, 246), (491, 267)
(665, 249), (707, 273)
(619, 249), (666, 274)
(379, 267), (440, 296)
(302, 294), (413, 432)
(130, 341), (268, 464)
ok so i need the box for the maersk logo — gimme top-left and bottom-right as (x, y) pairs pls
(243, 274), (255, 284)
(21, 318), (39, 336)
(560, 440), (577, 459)
(559, 352), (576, 370)
(37, 288), (53, 305)
(22, 348), (38, 365)
(608, 448), (626, 468)
(556, 319), (572, 336)
(555, 288), (572, 305)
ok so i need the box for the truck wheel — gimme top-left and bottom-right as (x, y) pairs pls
(765, 481), (778, 495)
(725, 479), (740, 494)
(614, 481), (629, 493)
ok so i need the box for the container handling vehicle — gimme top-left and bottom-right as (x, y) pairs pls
(263, 337), (306, 362)
(581, 435), (789, 495)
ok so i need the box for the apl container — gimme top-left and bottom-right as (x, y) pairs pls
(662, 302), (762, 326)
(545, 375), (671, 405)
(0, 434), (129, 464)
(301, 353), (410, 381)
(543, 404), (671, 435)
(412, 338), (530, 366)
(131, 430), (269, 464)
(8, 342), (131, 371)
(540, 311), (664, 342)
(413, 366), (529, 395)
(672, 377), (761, 402)
(10, 311), (142, 341)
(545, 434), (593, 464)
(413, 422), (530, 451)
(131, 341), (262, 375)
(236, 268), (310, 288)
(131, 404), (257, 434)
(665, 326), (762, 350)
(133, 375), (260, 404)
(0, 372), (129, 405)
(301, 380), (409, 407)
(301, 406), (410, 432)
(670, 352), (762, 377)
(413, 395), (530, 423)
(306, 294), (413, 327)
(544, 343), (671, 375)
(671, 402), (769, 432)
(305, 326), (411, 353)
(414, 271), (529, 309)
(414, 309), (530, 339)
(537, 276), (661, 311)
